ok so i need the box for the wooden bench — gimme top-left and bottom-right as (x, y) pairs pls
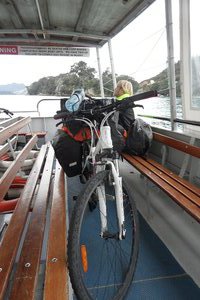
(0, 117), (69, 299)
(0, 116), (37, 209)
(122, 131), (200, 223)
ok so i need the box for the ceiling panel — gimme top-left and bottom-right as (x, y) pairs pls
(0, 0), (155, 47)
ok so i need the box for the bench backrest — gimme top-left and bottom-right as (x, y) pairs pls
(153, 132), (200, 158)
(0, 116), (37, 201)
(0, 116), (31, 144)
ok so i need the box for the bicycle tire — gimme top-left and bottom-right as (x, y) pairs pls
(68, 170), (139, 300)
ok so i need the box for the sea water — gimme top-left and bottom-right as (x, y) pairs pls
(0, 95), (61, 117)
(0, 94), (183, 129)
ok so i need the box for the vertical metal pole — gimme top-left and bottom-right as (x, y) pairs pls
(165, 0), (177, 131)
(179, 0), (191, 121)
(108, 39), (117, 89)
(96, 47), (105, 97)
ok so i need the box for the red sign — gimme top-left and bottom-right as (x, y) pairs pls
(0, 46), (18, 55)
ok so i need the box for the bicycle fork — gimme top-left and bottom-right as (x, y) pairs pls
(96, 161), (126, 240)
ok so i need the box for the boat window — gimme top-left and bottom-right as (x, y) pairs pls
(190, 0), (200, 109)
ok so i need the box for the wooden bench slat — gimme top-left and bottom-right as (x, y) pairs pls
(26, 131), (47, 137)
(0, 134), (38, 200)
(122, 153), (200, 223)
(0, 144), (48, 299)
(146, 157), (200, 197)
(18, 131), (47, 137)
(153, 132), (200, 158)
(0, 117), (31, 144)
(9, 145), (55, 300)
(44, 161), (68, 300)
(133, 156), (200, 208)
(0, 117), (23, 128)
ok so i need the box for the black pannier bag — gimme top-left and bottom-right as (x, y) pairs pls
(126, 118), (153, 156)
(52, 129), (82, 177)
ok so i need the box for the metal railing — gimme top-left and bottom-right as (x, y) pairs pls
(138, 114), (200, 127)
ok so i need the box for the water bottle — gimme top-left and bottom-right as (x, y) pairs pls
(65, 88), (85, 112)
(100, 126), (113, 149)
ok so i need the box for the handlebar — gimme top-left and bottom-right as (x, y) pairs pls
(0, 108), (14, 117)
(54, 90), (157, 120)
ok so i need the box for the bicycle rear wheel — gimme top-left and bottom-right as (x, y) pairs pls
(68, 170), (139, 300)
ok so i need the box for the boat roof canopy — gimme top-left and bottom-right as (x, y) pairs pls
(0, 0), (155, 48)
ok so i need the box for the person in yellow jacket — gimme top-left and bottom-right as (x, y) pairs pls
(113, 80), (135, 131)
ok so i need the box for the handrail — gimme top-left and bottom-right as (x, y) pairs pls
(36, 98), (61, 116)
(0, 99), (62, 117)
(11, 110), (38, 114)
(138, 114), (200, 127)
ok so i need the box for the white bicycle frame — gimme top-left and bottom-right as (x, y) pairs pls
(76, 110), (126, 240)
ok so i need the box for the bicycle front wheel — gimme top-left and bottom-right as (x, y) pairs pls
(68, 170), (139, 300)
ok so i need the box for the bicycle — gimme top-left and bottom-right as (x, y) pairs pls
(54, 90), (157, 300)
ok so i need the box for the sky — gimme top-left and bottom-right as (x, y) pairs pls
(0, 0), (183, 87)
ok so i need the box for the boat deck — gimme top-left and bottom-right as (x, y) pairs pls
(67, 175), (200, 300)
(131, 215), (199, 299)
(1, 165), (200, 299)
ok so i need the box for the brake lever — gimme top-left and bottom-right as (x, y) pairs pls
(0, 108), (14, 117)
(56, 121), (63, 127)
(134, 104), (144, 109)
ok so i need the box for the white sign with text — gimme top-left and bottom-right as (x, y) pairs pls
(0, 45), (90, 57)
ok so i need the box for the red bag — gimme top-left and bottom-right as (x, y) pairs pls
(62, 126), (92, 142)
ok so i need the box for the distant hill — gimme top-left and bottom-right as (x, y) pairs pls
(138, 61), (181, 97)
(139, 56), (200, 97)
(26, 60), (181, 97)
(27, 61), (140, 97)
(0, 83), (28, 95)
